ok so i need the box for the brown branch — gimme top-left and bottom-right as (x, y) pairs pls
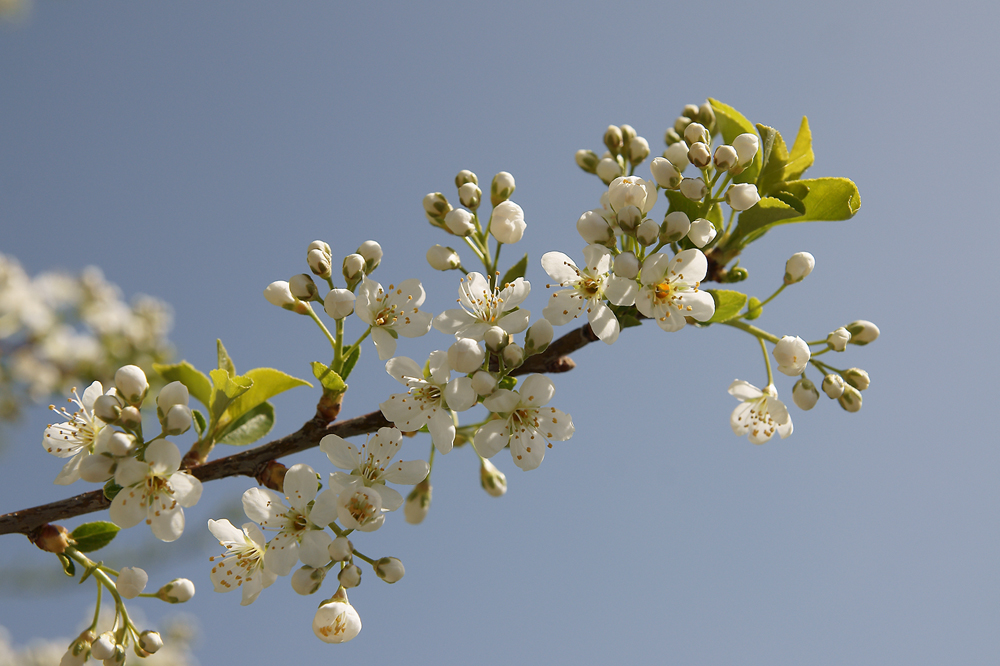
(0, 321), (600, 538)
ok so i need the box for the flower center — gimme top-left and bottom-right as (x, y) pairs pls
(345, 491), (378, 525)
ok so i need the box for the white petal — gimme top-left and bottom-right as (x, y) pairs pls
(371, 484), (404, 512)
(668, 248), (708, 282)
(309, 488), (340, 528)
(444, 376), (477, 412)
(265, 532), (300, 577)
(497, 309), (531, 335)
(320, 435), (361, 472)
(543, 290), (583, 325)
(208, 518), (243, 544)
(473, 420), (510, 459)
(536, 407), (575, 441)
(145, 440), (182, 475)
(109, 486), (147, 528)
(677, 289), (715, 322)
(371, 327), (397, 360)
(283, 464), (319, 511)
(171, 473), (203, 507)
(149, 501), (185, 542)
(299, 530), (333, 567)
(582, 244), (613, 273)
(425, 411), (456, 454)
(383, 459), (431, 485)
(728, 380), (763, 401)
(540, 252), (579, 284)
(605, 275), (637, 306)
(53, 454), (84, 486)
(242, 487), (286, 527)
(509, 428), (544, 471)
(483, 389), (520, 414)
(519, 375), (555, 408)
(385, 356), (423, 385)
(587, 300), (620, 344)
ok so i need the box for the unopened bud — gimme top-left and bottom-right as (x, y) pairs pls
(502, 344), (524, 368)
(603, 125), (623, 153)
(616, 205), (642, 234)
(732, 133), (759, 165)
(328, 536), (354, 562)
(827, 327), (851, 351)
(784, 252), (815, 284)
(726, 183), (761, 211)
(679, 177), (707, 201)
(33, 523), (72, 553)
(93, 394), (123, 423)
(289, 273), (318, 301)
(684, 122), (709, 145)
(524, 318), (554, 354)
(444, 208), (475, 236)
(291, 565), (327, 595)
(118, 405), (142, 428)
(713, 144), (738, 171)
(324, 289), (356, 319)
(264, 281), (296, 309)
(629, 136), (650, 165)
(650, 156), (682, 189)
(455, 169), (478, 187)
(490, 171), (515, 206)
(660, 211), (691, 243)
(163, 404), (193, 436)
(846, 320), (880, 345)
(423, 192), (452, 218)
(459, 182), (482, 209)
(772, 335), (811, 376)
(158, 578), (195, 603)
(687, 141), (712, 168)
(838, 385), (863, 412)
(687, 218), (717, 248)
(471, 370), (497, 396)
(682, 104), (700, 120)
(138, 631), (163, 655)
(114, 365), (148, 405)
(575, 149), (599, 173)
(595, 157), (623, 184)
(822, 374), (845, 399)
(307, 247), (332, 279)
(480, 457), (507, 497)
(426, 245), (461, 271)
(636, 218), (660, 246)
(664, 141), (690, 170)
(342, 254), (365, 281)
(698, 102), (716, 131)
(448, 338), (485, 374)
(843, 368), (870, 391)
(484, 326), (510, 353)
(673, 116), (692, 134)
(90, 633), (116, 661)
(375, 557), (405, 583)
(613, 252), (639, 279)
(576, 210), (614, 245)
(116, 566), (148, 599)
(404, 478), (432, 525)
(357, 240), (382, 273)
(107, 431), (135, 457)
(664, 128), (682, 145)
(337, 564), (362, 589)
(792, 378), (820, 411)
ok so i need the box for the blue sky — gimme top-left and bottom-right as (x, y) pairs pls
(1, 1), (997, 664)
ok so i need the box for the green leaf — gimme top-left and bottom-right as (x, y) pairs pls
(340, 345), (361, 380)
(706, 202), (724, 230)
(217, 339), (236, 376)
(771, 190), (806, 215)
(208, 368), (253, 423)
(781, 178), (861, 221)
(745, 296), (763, 320)
(500, 253), (529, 287)
(784, 116), (814, 181)
(608, 304), (643, 329)
(223, 368), (311, 425)
(71, 521), (121, 553)
(311, 362), (348, 395)
(731, 197), (804, 245)
(708, 99), (760, 184)
(755, 124), (790, 197)
(103, 479), (122, 502)
(152, 361), (211, 409)
(664, 190), (707, 221)
(706, 289), (747, 323)
(192, 409), (207, 437)
(57, 553), (75, 577)
(217, 402), (275, 446)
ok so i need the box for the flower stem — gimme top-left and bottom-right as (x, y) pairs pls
(306, 306), (338, 350)
(759, 337), (774, 387)
(722, 319), (780, 343)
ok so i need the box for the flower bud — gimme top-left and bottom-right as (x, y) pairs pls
(459, 182), (482, 209)
(158, 578), (195, 603)
(664, 141), (690, 171)
(595, 157), (623, 184)
(682, 104), (700, 120)
(357, 240), (382, 273)
(619, 124), (637, 143)
(838, 385), (863, 412)
(313, 588), (362, 643)
(444, 208), (475, 236)
(490, 171), (515, 206)
(455, 169), (478, 187)
(664, 127), (682, 146)
(375, 557), (405, 583)
(629, 136), (650, 165)
(423, 192), (452, 218)
(575, 149), (599, 173)
(471, 370), (497, 396)
(93, 394), (123, 423)
(426, 245), (461, 271)
(502, 343), (524, 368)
(342, 253), (365, 282)
(745, 296), (763, 320)
(846, 320), (880, 345)
(713, 144), (738, 171)
(264, 281), (296, 308)
(328, 536), (354, 562)
(792, 378), (820, 411)
(576, 210), (614, 245)
(726, 183), (761, 211)
(116, 566), (148, 599)
(822, 374), (845, 399)
(679, 177), (707, 201)
(616, 205), (642, 234)
(772, 335), (811, 376)
(687, 218), (717, 248)
(337, 564), (362, 589)
(603, 125), (623, 153)
(660, 211), (691, 243)
(673, 115), (692, 134)
(164, 404), (193, 435)
(636, 218), (660, 246)
(114, 365), (148, 405)
(698, 102), (716, 132)
(107, 431), (135, 457)
(138, 631), (163, 655)
(484, 326), (510, 353)
(784, 252), (815, 284)
(732, 133), (759, 165)
(649, 157), (682, 189)
(448, 338), (486, 373)
(404, 478), (432, 525)
(290, 565), (327, 595)
(307, 241), (333, 279)
(490, 200), (526, 244)
(684, 122), (709, 145)
(524, 318), (554, 355)
(103, 644), (126, 666)
(324, 289), (356, 319)
(843, 368), (870, 391)
(156, 381), (189, 411)
(613, 252), (639, 279)
(90, 633), (116, 661)
(118, 406), (142, 428)
(827, 327), (851, 351)
(480, 457), (507, 497)
(289, 273), (319, 301)
(687, 141), (712, 168)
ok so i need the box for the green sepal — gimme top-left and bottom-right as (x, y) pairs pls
(223, 367), (311, 426)
(217, 402), (275, 446)
(498, 376), (518, 391)
(103, 479), (123, 502)
(708, 99), (761, 184)
(217, 339), (236, 377)
(608, 303), (643, 329)
(340, 345), (361, 380)
(192, 409), (207, 437)
(311, 362), (348, 395)
(70, 521), (121, 553)
(208, 368), (253, 424)
(57, 553), (75, 577)
(784, 117), (814, 181)
(500, 253), (529, 287)
(705, 289), (747, 323)
(151, 361), (212, 410)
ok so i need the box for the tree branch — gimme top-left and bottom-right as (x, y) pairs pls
(0, 321), (599, 538)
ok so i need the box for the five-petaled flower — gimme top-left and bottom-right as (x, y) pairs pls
(319, 427), (430, 509)
(355, 277), (433, 360)
(43, 381), (112, 485)
(634, 249), (715, 332)
(433, 272), (530, 340)
(728, 380), (793, 444)
(207, 518), (277, 605)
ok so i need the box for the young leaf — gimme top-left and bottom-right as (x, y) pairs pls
(71, 521), (121, 553)
(103, 479), (123, 502)
(222, 368), (311, 426)
(500, 253), (529, 287)
(784, 116), (814, 181)
(217, 402), (275, 446)
(340, 345), (361, 380)
(708, 99), (761, 184)
(208, 368), (253, 423)
(192, 409), (207, 437)
(664, 190), (708, 221)
(57, 553), (75, 577)
(781, 178), (861, 221)
(755, 124), (790, 197)
(705, 289), (748, 323)
(217, 339), (236, 376)
(311, 362), (348, 395)
(731, 197), (804, 246)
(152, 361), (212, 409)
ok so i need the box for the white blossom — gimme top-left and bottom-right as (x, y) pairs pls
(490, 200), (526, 244)
(320, 427), (430, 507)
(115, 567), (148, 599)
(728, 380), (793, 444)
(355, 277), (434, 360)
(772, 335), (811, 376)
(607, 176), (658, 215)
(726, 183), (761, 211)
(207, 518), (277, 605)
(313, 589), (362, 644)
(43, 381), (111, 485)
(634, 250), (715, 332)
(434, 272), (531, 340)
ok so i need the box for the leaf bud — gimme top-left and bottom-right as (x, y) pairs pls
(576, 210), (615, 245)
(732, 133), (759, 166)
(784, 252), (815, 284)
(480, 457), (508, 497)
(116, 566), (148, 599)
(524, 318), (554, 355)
(713, 144), (738, 171)
(843, 368), (870, 391)
(575, 149), (599, 173)
(687, 141), (712, 168)
(822, 374), (845, 399)
(138, 631), (163, 655)
(426, 245), (462, 271)
(357, 240), (382, 273)
(444, 208), (476, 236)
(687, 218), (717, 248)
(471, 370), (497, 396)
(679, 177), (707, 201)
(455, 169), (478, 187)
(422, 192), (452, 218)
(725, 183), (761, 211)
(307, 247), (332, 279)
(649, 157), (682, 189)
(596, 157), (623, 184)
(313, 588), (362, 644)
(33, 523), (71, 553)
(324, 289), (356, 320)
(723, 266), (749, 283)
(660, 211), (691, 243)
(684, 122), (709, 145)
(616, 205), (642, 234)
(484, 326), (510, 353)
(629, 136), (650, 165)
(827, 327), (851, 351)
(698, 102), (716, 132)
(772, 335), (811, 376)
(93, 394), (123, 424)
(404, 478), (432, 525)
(337, 564), (362, 589)
(837, 385), (863, 412)
(636, 218), (660, 246)
(664, 141), (690, 171)
(448, 338), (485, 374)
(289, 273), (319, 301)
(459, 182), (482, 209)
(613, 251), (639, 279)
(90, 633), (116, 661)
(846, 320), (880, 345)
(792, 378), (820, 411)
(328, 536), (354, 562)
(375, 557), (405, 583)
(745, 296), (763, 320)
(114, 365), (148, 406)
(157, 578), (195, 603)
(490, 171), (516, 206)
(502, 343), (524, 368)
(603, 125), (623, 154)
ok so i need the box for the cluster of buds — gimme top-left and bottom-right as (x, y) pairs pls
(575, 123), (652, 184)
